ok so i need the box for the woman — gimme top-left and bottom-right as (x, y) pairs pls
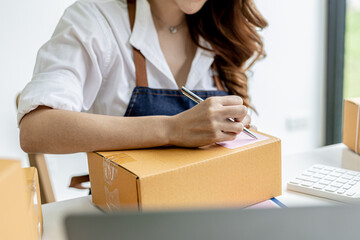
(18, 0), (267, 154)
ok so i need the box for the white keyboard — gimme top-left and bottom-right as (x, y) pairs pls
(287, 164), (360, 203)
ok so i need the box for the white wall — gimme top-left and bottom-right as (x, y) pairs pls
(0, 0), (76, 162)
(251, 0), (327, 154)
(0, 0), (327, 200)
(0, 0), (88, 201)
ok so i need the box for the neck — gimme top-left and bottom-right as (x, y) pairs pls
(148, 0), (186, 27)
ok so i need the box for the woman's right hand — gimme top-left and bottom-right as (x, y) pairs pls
(168, 95), (248, 147)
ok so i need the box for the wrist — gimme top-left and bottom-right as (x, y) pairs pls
(161, 115), (176, 146)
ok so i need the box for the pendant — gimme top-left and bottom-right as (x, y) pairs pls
(169, 26), (177, 34)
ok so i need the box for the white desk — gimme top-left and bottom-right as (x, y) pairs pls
(41, 143), (360, 240)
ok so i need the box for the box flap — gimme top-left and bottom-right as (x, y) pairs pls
(88, 153), (139, 210)
(0, 160), (36, 239)
(346, 98), (360, 106)
(97, 131), (280, 178)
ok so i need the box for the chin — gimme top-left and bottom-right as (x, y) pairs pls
(176, 0), (207, 15)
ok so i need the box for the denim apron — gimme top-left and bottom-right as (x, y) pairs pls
(125, 0), (228, 117)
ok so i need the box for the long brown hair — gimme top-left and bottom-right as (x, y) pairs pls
(187, 0), (268, 110)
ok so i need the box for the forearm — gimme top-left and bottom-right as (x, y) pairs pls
(19, 107), (172, 154)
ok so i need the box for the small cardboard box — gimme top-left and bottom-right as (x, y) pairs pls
(88, 132), (281, 211)
(23, 167), (43, 237)
(343, 98), (360, 154)
(0, 160), (38, 240)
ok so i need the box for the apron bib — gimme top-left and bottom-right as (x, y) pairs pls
(124, 0), (228, 117)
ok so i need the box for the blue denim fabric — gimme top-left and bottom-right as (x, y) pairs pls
(124, 87), (228, 116)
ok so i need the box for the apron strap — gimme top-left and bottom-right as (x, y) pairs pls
(127, 0), (224, 91)
(127, 0), (148, 87)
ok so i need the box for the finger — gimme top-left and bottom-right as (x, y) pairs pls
(219, 105), (248, 120)
(217, 131), (238, 142)
(219, 121), (244, 135)
(218, 95), (243, 106)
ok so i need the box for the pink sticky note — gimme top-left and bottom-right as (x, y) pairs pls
(216, 131), (269, 149)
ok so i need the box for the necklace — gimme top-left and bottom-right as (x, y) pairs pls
(151, 10), (186, 34)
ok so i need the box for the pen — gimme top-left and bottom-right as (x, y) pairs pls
(181, 86), (258, 139)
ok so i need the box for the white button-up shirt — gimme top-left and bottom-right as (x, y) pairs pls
(17, 0), (217, 125)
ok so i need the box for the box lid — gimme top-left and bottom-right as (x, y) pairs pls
(96, 131), (280, 178)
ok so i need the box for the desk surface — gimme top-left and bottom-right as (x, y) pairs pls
(42, 143), (360, 240)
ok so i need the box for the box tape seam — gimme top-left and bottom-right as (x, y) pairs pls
(101, 154), (140, 210)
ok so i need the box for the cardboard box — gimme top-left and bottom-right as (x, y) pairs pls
(0, 160), (38, 240)
(23, 167), (43, 237)
(88, 131), (281, 211)
(343, 98), (360, 154)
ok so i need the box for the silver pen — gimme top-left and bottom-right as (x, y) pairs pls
(181, 86), (258, 139)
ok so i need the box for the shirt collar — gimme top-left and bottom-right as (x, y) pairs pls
(129, 0), (215, 89)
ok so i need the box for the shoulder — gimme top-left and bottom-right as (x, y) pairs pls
(61, 0), (127, 23)
(63, 0), (126, 17)
(55, 0), (128, 38)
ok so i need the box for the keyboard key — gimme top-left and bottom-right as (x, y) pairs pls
(331, 182), (343, 188)
(296, 176), (309, 181)
(330, 172), (342, 177)
(342, 184), (352, 190)
(297, 176), (317, 182)
(301, 182), (313, 187)
(335, 169), (346, 174)
(349, 180), (358, 185)
(324, 166), (335, 171)
(324, 176), (337, 181)
(346, 191), (356, 196)
(336, 178), (348, 184)
(319, 180), (332, 185)
(313, 183), (325, 190)
(289, 179), (302, 185)
(325, 186), (338, 192)
(319, 170), (331, 175)
(309, 177), (320, 183)
(312, 173), (325, 179)
(302, 171), (313, 177)
(337, 189), (346, 194)
(347, 171), (359, 176)
(354, 177), (360, 181)
(342, 175), (354, 180)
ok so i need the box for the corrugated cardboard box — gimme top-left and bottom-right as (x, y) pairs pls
(88, 131), (281, 211)
(343, 98), (360, 154)
(23, 167), (43, 237)
(0, 160), (37, 240)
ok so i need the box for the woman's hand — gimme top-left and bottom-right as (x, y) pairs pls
(168, 95), (248, 147)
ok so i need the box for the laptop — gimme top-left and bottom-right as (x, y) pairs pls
(65, 205), (359, 240)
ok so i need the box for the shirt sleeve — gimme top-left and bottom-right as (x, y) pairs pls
(17, 1), (111, 125)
